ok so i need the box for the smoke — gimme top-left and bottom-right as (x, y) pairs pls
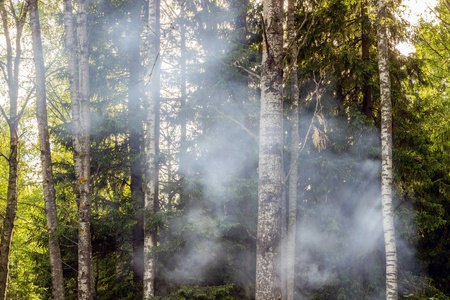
(140, 1), (422, 299)
(290, 114), (420, 299)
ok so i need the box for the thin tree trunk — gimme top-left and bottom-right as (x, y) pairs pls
(143, 0), (160, 298)
(376, 0), (398, 298)
(287, 0), (299, 299)
(362, 0), (372, 118)
(63, 0), (94, 299)
(29, 0), (65, 298)
(76, 0), (94, 298)
(255, 0), (284, 299)
(128, 0), (145, 295)
(179, 4), (187, 177)
(0, 2), (28, 299)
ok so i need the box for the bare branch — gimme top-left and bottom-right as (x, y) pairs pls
(0, 152), (9, 162)
(233, 62), (261, 80)
(16, 85), (35, 123)
(284, 10), (309, 56)
(0, 104), (9, 123)
(212, 107), (258, 141)
(284, 73), (323, 184)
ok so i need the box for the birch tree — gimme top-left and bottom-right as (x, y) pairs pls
(255, 0), (284, 299)
(28, 0), (65, 298)
(287, 0), (299, 299)
(143, 0), (160, 298)
(63, 0), (94, 299)
(376, 0), (398, 298)
(0, 2), (28, 298)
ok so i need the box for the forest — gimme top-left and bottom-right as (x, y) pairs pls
(0, 0), (449, 299)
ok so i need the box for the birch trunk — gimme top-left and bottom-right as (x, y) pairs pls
(63, 0), (94, 299)
(29, 0), (66, 298)
(255, 0), (284, 299)
(287, 0), (299, 299)
(76, 1), (94, 298)
(143, 0), (160, 298)
(376, 0), (398, 298)
(0, 2), (27, 299)
(128, 0), (145, 295)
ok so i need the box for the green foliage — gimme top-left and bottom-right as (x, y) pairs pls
(0, 0), (449, 299)
(149, 284), (234, 300)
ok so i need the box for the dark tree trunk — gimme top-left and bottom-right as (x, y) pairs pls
(362, 0), (372, 118)
(127, 0), (145, 296)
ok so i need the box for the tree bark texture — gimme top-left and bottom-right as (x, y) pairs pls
(76, 1), (94, 298)
(376, 0), (398, 299)
(63, 0), (94, 299)
(127, 0), (145, 295)
(29, 0), (66, 298)
(0, 2), (27, 299)
(287, 0), (299, 299)
(143, 0), (160, 298)
(255, 0), (284, 299)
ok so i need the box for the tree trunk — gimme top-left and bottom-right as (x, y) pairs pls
(376, 0), (398, 299)
(179, 3), (187, 177)
(127, 0), (145, 296)
(143, 0), (160, 298)
(255, 0), (284, 299)
(0, 2), (27, 299)
(362, 0), (372, 119)
(29, 0), (66, 299)
(287, 0), (299, 299)
(76, 1), (94, 298)
(63, 0), (94, 299)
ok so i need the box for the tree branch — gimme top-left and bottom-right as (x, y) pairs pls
(284, 73), (323, 184)
(212, 107), (258, 141)
(233, 62), (261, 80)
(0, 104), (9, 123)
(283, 12), (316, 85)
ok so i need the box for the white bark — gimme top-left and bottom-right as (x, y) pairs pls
(376, 0), (398, 299)
(143, 0), (160, 298)
(63, 0), (94, 299)
(29, 0), (66, 298)
(287, 0), (299, 299)
(255, 0), (284, 299)
(76, 1), (94, 298)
